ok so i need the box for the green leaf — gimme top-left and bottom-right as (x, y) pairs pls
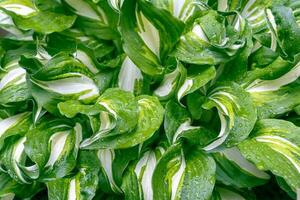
(47, 150), (100, 200)
(0, 172), (42, 199)
(246, 61), (300, 118)
(121, 147), (165, 200)
(97, 148), (138, 194)
(29, 54), (100, 114)
(177, 65), (216, 101)
(203, 82), (257, 150)
(11, 11), (76, 34)
(119, 0), (164, 76)
(213, 147), (270, 188)
(0, 0), (37, 17)
(238, 119), (300, 191)
(24, 117), (82, 180)
(164, 100), (190, 144)
(152, 144), (216, 200)
(174, 11), (246, 65)
(0, 112), (31, 151)
(154, 61), (186, 100)
(271, 5), (300, 58)
(81, 95), (164, 149)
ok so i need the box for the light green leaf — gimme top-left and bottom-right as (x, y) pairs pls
(11, 11), (76, 34)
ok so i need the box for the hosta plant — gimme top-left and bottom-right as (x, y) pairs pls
(0, 0), (299, 200)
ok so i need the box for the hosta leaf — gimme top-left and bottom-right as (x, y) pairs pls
(246, 60), (300, 118)
(10, 11), (76, 34)
(0, 172), (42, 199)
(47, 150), (100, 200)
(174, 11), (247, 65)
(211, 186), (255, 200)
(119, 0), (164, 76)
(0, 0), (37, 17)
(81, 95), (164, 149)
(202, 82), (257, 150)
(0, 112), (31, 151)
(24, 117), (82, 180)
(154, 61), (186, 100)
(29, 54), (99, 114)
(164, 100), (190, 144)
(1, 136), (32, 184)
(121, 147), (165, 200)
(213, 147), (270, 188)
(270, 5), (300, 58)
(138, 0), (185, 60)
(152, 144), (216, 200)
(149, 0), (207, 22)
(96, 88), (139, 136)
(238, 119), (300, 191)
(98, 147), (138, 194)
(118, 57), (144, 94)
(64, 0), (119, 40)
(0, 61), (29, 104)
(177, 65), (216, 101)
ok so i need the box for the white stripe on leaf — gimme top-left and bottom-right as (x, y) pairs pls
(177, 79), (193, 101)
(222, 147), (270, 179)
(192, 24), (209, 42)
(68, 178), (76, 200)
(74, 50), (99, 74)
(154, 67), (179, 98)
(108, 0), (124, 11)
(64, 0), (101, 20)
(256, 135), (300, 173)
(118, 57), (143, 92)
(0, 67), (26, 90)
(0, 113), (29, 139)
(171, 150), (186, 200)
(172, 120), (198, 143)
(265, 9), (278, 51)
(13, 137), (29, 184)
(247, 61), (300, 93)
(137, 12), (160, 57)
(203, 113), (229, 151)
(217, 0), (228, 12)
(45, 131), (70, 167)
(98, 149), (122, 193)
(1, 4), (36, 16)
(35, 74), (99, 100)
(134, 151), (157, 200)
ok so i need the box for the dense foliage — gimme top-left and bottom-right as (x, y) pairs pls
(0, 0), (299, 199)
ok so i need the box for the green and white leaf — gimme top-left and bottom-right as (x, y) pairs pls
(24, 118), (82, 181)
(202, 82), (257, 150)
(81, 95), (164, 149)
(118, 57), (143, 93)
(238, 119), (300, 192)
(152, 144), (216, 200)
(213, 147), (270, 188)
(122, 147), (165, 200)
